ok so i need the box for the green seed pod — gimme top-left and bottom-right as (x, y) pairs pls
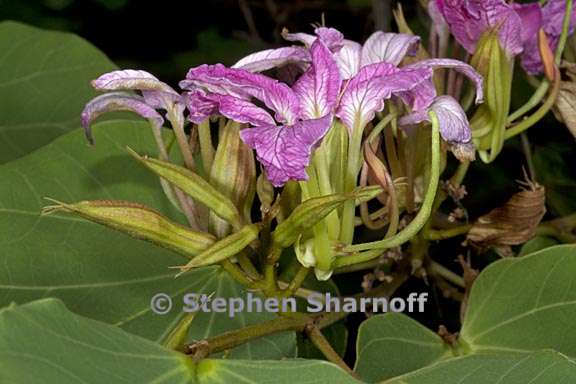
(179, 223), (262, 271)
(272, 186), (382, 248)
(209, 121), (256, 237)
(128, 148), (242, 229)
(42, 199), (215, 258)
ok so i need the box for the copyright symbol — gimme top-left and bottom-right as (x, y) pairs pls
(151, 293), (172, 315)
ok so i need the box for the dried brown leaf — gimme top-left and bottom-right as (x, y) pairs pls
(467, 181), (546, 248)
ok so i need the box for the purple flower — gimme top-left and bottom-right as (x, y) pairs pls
(181, 40), (342, 187)
(435, 0), (524, 57)
(435, 0), (576, 74)
(82, 70), (183, 143)
(516, 0), (576, 74)
(401, 96), (471, 143)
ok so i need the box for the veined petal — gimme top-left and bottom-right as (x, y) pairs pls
(334, 40), (362, 79)
(406, 58), (484, 104)
(184, 90), (275, 126)
(398, 80), (437, 111)
(81, 92), (163, 144)
(292, 40), (342, 119)
(399, 95), (472, 144)
(512, 3), (542, 45)
(437, 0), (523, 56)
(180, 64), (300, 124)
(519, 0), (576, 74)
(232, 46), (309, 72)
(360, 32), (420, 66)
(92, 69), (181, 111)
(239, 115), (332, 186)
(428, 0), (450, 43)
(336, 63), (433, 132)
(92, 70), (176, 93)
(282, 27), (344, 51)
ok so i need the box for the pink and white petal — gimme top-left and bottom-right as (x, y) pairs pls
(314, 27), (345, 51)
(520, 0), (576, 74)
(292, 40), (342, 119)
(334, 40), (362, 79)
(360, 32), (420, 66)
(81, 92), (164, 144)
(399, 95), (472, 144)
(398, 79), (437, 112)
(407, 58), (484, 104)
(180, 64), (300, 124)
(184, 90), (275, 126)
(232, 46), (310, 72)
(92, 69), (178, 95)
(282, 27), (344, 52)
(428, 0), (450, 43)
(336, 63), (433, 132)
(512, 3), (543, 45)
(437, 0), (523, 57)
(240, 115), (332, 186)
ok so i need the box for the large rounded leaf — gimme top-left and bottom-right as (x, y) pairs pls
(0, 120), (294, 358)
(0, 299), (357, 384)
(354, 313), (448, 382)
(386, 350), (576, 384)
(0, 21), (117, 163)
(461, 244), (576, 356)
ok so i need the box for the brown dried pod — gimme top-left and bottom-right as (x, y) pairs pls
(467, 181), (546, 248)
(554, 81), (576, 139)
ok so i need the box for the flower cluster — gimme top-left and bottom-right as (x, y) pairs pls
(433, 0), (576, 74)
(83, 26), (483, 187)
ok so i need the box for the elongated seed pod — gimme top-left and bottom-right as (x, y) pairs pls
(128, 148), (242, 229)
(178, 223), (262, 271)
(42, 199), (215, 258)
(272, 186), (382, 248)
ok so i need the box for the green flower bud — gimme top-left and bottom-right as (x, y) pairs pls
(128, 148), (242, 229)
(42, 199), (215, 258)
(208, 121), (256, 237)
(178, 223), (262, 271)
(272, 186), (382, 248)
(470, 30), (513, 163)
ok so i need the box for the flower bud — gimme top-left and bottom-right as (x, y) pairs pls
(178, 223), (262, 271)
(272, 186), (382, 248)
(128, 148), (242, 229)
(208, 121), (256, 237)
(469, 30), (513, 163)
(42, 200), (215, 258)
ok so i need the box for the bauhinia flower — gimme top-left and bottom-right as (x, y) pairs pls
(234, 26), (483, 153)
(515, 0), (576, 74)
(180, 40), (342, 187)
(81, 70), (183, 144)
(435, 0), (576, 74)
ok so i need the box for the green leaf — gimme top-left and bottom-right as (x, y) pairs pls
(354, 313), (449, 382)
(0, 120), (294, 359)
(518, 236), (559, 256)
(0, 299), (357, 384)
(461, 244), (576, 357)
(386, 350), (576, 384)
(0, 21), (117, 163)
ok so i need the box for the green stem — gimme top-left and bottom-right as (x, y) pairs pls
(503, 73), (561, 140)
(305, 325), (357, 377)
(197, 119), (215, 175)
(340, 120), (364, 244)
(281, 266), (310, 297)
(506, 0), (572, 125)
(339, 111), (441, 255)
(425, 224), (472, 241)
(429, 261), (465, 288)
